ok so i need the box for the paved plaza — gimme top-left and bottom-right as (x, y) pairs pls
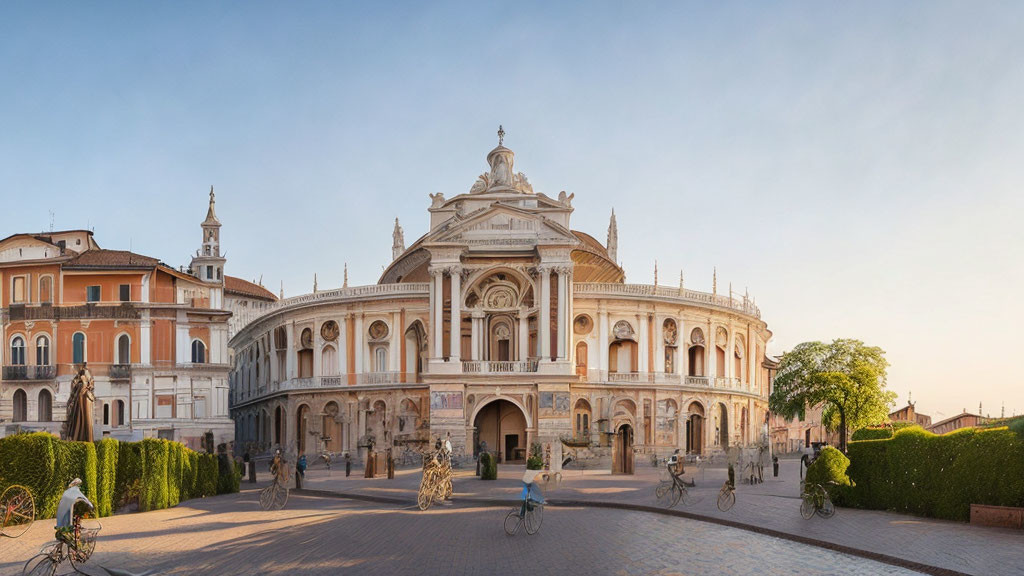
(4, 490), (928, 576)
(1, 458), (1019, 576)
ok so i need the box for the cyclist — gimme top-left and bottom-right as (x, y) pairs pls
(270, 449), (286, 482)
(55, 478), (94, 545)
(519, 468), (544, 516)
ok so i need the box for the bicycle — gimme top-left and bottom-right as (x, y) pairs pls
(22, 512), (100, 575)
(417, 450), (453, 511)
(318, 451), (335, 472)
(504, 480), (544, 536)
(259, 459), (290, 511)
(654, 463), (689, 508)
(717, 480), (736, 511)
(1, 485), (35, 539)
(800, 481), (835, 519)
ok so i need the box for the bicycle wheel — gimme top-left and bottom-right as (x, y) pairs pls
(417, 487), (433, 511)
(259, 484), (275, 511)
(717, 487), (735, 511)
(524, 502), (543, 535)
(22, 553), (58, 576)
(272, 484), (289, 510)
(817, 493), (836, 518)
(800, 492), (816, 519)
(669, 485), (684, 508)
(2, 485), (35, 538)
(655, 481), (671, 501)
(504, 508), (522, 536)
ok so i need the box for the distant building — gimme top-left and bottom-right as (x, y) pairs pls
(0, 191), (234, 450)
(928, 411), (991, 435)
(224, 276), (277, 339)
(889, 401), (932, 428)
(769, 402), (841, 454)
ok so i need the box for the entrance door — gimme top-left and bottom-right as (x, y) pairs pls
(505, 434), (519, 462)
(612, 424), (634, 474)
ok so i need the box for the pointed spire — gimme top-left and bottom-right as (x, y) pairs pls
(204, 185), (219, 224)
(712, 267), (718, 296)
(279, 281), (284, 299)
(392, 217), (405, 260)
(729, 282), (733, 304)
(653, 260), (658, 286)
(607, 209), (618, 264)
(343, 263), (349, 288)
(313, 273), (318, 293)
(678, 270), (685, 296)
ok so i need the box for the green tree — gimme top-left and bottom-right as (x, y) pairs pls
(769, 339), (895, 452)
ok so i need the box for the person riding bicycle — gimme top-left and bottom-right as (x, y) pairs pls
(665, 449), (695, 487)
(519, 469), (545, 517)
(55, 478), (94, 545)
(270, 449), (286, 482)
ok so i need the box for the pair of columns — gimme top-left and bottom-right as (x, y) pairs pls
(538, 264), (571, 361)
(430, 266), (461, 360)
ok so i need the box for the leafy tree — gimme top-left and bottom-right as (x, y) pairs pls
(769, 339), (896, 452)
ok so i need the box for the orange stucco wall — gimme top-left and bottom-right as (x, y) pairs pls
(151, 318), (175, 366)
(1, 264), (62, 306)
(152, 270), (177, 304)
(62, 273), (145, 304)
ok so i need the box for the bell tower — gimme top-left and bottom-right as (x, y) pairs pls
(191, 186), (226, 287)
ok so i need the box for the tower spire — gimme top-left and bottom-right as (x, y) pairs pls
(607, 209), (618, 264)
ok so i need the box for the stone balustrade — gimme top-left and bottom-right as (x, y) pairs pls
(461, 360), (539, 374)
(573, 282), (761, 318)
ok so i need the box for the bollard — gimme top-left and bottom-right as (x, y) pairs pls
(772, 456), (779, 477)
(345, 455), (352, 477)
(248, 460), (257, 483)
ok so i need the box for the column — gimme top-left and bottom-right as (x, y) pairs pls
(598, 309), (609, 377)
(727, 322), (735, 380)
(518, 308), (528, 361)
(285, 322), (296, 379)
(539, 267), (551, 361)
(677, 316), (686, 378)
(566, 268), (574, 365)
(470, 311), (481, 361)
(354, 314), (363, 375)
(312, 319), (322, 381)
(339, 315), (348, 376)
(556, 268), (566, 360)
(390, 311), (401, 372)
(706, 320), (714, 380)
(449, 267), (461, 361)
(655, 315), (665, 374)
(432, 270), (444, 358)
(637, 313), (648, 373)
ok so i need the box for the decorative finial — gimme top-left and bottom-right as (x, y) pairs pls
(713, 267), (717, 296)
(729, 282), (733, 303)
(679, 270), (685, 295)
(313, 273), (318, 293)
(607, 209), (619, 264)
(343, 263), (349, 288)
(279, 281), (284, 299)
(979, 401), (982, 415)
(498, 125), (505, 146)
(392, 217), (405, 260)
(908, 390), (913, 405)
(210, 185), (215, 201)
(654, 260), (658, 286)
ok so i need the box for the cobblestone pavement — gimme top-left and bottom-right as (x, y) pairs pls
(0, 490), (927, 576)
(288, 457), (1023, 576)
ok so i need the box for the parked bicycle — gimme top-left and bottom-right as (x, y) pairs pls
(1, 485), (35, 539)
(717, 480), (736, 511)
(417, 450), (453, 511)
(800, 481), (835, 519)
(654, 463), (690, 508)
(504, 470), (545, 536)
(260, 451), (290, 511)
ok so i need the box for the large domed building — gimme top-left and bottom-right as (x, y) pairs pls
(228, 132), (773, 471)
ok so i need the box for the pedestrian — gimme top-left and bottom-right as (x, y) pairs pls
(297, 453), (307, 478)
(345, 452), (352, 477)
(386, 447), (395, 479)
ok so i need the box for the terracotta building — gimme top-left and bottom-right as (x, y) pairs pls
(889, 400), (932, 428)
(0, 191), (238, 450)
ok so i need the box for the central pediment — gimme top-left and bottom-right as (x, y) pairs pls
(431, 204), (579, 249)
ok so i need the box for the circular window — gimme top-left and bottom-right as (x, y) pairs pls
(573, 314), (593, 335)
(368, 320), (389, 341)
(321, 320), (340, 342)
(300, 328), (313, 349)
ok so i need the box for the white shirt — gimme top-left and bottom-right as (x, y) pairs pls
(56, 486), (93, 529)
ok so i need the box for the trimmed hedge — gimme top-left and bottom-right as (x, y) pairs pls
(0, 433), (239, 520)
(851, 421), (917, 442)
(842, 425), (1024, 521)
(805, 446), (853, 501)
(95, 438), (119, 517)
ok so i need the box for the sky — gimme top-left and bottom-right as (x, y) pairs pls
(1, 1), (1022, 421)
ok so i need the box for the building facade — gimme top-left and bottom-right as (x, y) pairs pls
(229, 136), (774, 470)
(0, 192), (236, 450)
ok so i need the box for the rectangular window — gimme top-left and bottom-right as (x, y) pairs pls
(206, 266), (213, 279)
(12, 276), (26, 303)
(39, 277), (52, 303)
(87, 286), (101, 302)
(119, 284), (131, 302)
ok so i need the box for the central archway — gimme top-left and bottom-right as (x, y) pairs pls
(472, 399), (527, 463)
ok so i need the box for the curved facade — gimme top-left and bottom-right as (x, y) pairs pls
(229, 138), (772, 468)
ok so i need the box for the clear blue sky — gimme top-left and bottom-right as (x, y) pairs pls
(2, 1), (1022, 420)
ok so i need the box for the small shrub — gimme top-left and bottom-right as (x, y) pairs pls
(479, 452), (498, 480)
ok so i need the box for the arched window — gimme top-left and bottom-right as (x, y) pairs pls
(191, 339), (206, 364)
(116, 399), (126, 427)
(117, 334), (131, 364)
(72, 333), (86, 365)
(374, 347), (388, 372)
(38, 389), (52, 421)
(573, 399), (592, 439)
(10, 336), (25, 366)
(103, 403), (110, 426)
(36, 335), (49, 366)
(322, 345), (338, 376)
(575, 341), (588, 377)
(13, 389), (27, 422)
(39, 276), (52, 304)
